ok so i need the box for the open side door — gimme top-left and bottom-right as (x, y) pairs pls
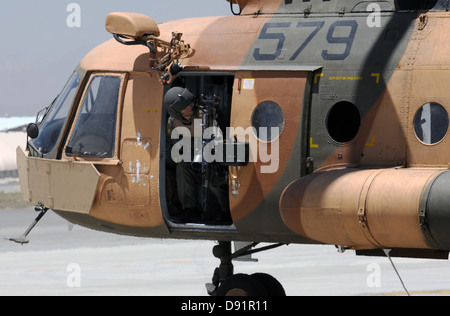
(228, 70), (315, 237)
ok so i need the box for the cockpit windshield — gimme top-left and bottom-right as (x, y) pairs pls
(32, 72), (81, 155)
(66, 75), (122, 158)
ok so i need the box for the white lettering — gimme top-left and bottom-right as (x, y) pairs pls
(367, 3), (381, 28)
(66, 3), (81, 28)
(227, 126), (258, 163)
(171, 122), (280, 173)
(171, 126), (192, 163)
(258, 127), (280, 174)
(66, 263), (81, 288)
(203, 126), (223, 163)
(181, 300), (215, 313)
(366, 263), (381, 288)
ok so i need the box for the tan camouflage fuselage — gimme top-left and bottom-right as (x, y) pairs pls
(17, 0), (450, 258)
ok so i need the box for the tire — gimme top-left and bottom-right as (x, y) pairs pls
(251, 273), (286, 296)
(216, 273), (269, 296)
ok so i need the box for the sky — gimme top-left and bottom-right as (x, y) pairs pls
(0, 1), (231, 117)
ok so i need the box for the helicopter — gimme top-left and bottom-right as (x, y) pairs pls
(11, 0), (450, 295)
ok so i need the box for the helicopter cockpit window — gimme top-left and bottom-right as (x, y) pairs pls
(32, 72), (81, 154)
(67, 75), (122, 158)
(414, 102), (449, 145)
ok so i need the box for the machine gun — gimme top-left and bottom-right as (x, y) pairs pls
(196, 94), (250, 222)
(198, 94), (220, 220)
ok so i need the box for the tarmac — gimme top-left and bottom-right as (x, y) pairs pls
(1, 180), (450, 296)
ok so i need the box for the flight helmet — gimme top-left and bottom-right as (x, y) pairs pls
(164, 87), (195, 122)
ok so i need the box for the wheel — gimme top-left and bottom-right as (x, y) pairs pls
(251, 273), (286, 296)
(216, 273), (269, 296)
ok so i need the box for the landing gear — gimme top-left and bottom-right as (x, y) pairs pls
(5, 204), (49, 245)
(216, 273), (269, 296)
(206, 241), (287, 296)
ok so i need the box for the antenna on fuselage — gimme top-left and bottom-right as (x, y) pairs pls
(383, 249), (411, 296)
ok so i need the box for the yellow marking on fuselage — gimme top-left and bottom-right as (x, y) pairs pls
(371, 73), (381, 84)
(314, 73), (324, 84)
(328, 76), (362, 81)
(366, 136), (375, 147)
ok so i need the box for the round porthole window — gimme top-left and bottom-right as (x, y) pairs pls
(414, 102), (449, 144)
(327, 101), (361, 143)
(251, 101), (284, 141)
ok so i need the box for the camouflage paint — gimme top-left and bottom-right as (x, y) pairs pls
(17, 1), (450, 254)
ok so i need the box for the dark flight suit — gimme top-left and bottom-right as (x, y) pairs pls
(167, 109), (203, 215)
(168, 108), (231, 223)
